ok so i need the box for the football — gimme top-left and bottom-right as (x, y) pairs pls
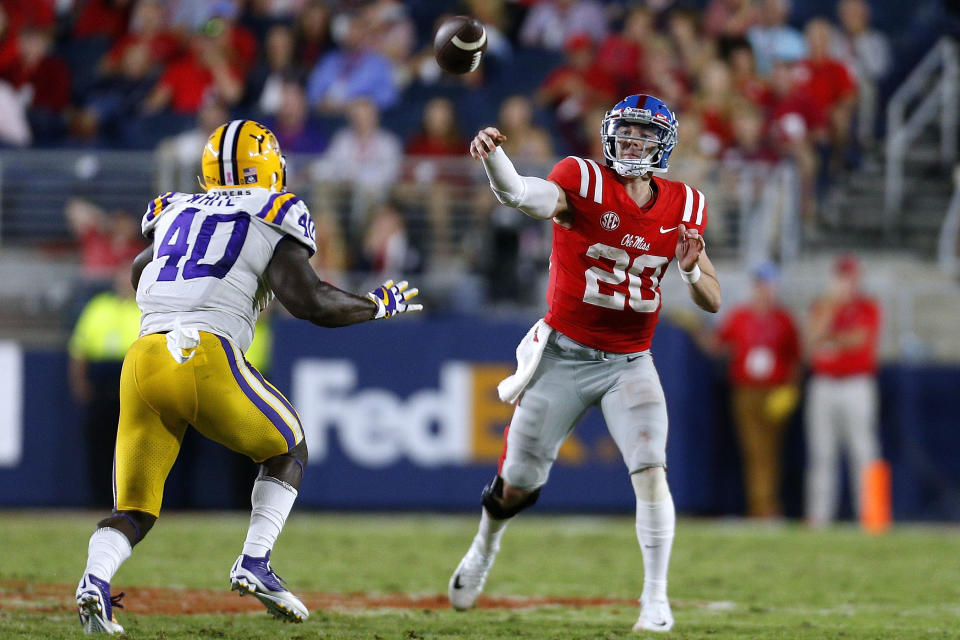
(433, 15), (487, 74)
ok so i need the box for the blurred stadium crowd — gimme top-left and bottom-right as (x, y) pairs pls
(0, 0), (953, 320)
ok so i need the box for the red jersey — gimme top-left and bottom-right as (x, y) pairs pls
(544, 157), (708, 352)
(810, 296), (881, 377)
(717, 305), (800, 386)
(794, 59), (856, 113)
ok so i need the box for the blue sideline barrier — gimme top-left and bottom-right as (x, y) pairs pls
(0, 317), (958, 520)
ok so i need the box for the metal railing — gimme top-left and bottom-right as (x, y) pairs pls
(885, 37), (960, 223)
(936, 168), (960, 277)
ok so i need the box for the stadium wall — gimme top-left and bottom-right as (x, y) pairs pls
(0, 318), (957, 521)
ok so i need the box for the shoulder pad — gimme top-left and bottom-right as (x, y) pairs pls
(142, 191), (189, 237)
(547, 156), (605, 204)
(253, 192), (318, 256)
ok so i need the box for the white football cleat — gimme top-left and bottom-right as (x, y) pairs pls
(448, 536), (498, 611)
(230, 552), (309, 622)
(75, 574), (125, 634)
(633, 596), (674, 632)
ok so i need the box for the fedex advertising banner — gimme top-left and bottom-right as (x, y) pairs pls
(270, 316), (719, 512)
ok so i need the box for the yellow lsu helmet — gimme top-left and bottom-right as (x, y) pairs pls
(200, 119), (286, 192)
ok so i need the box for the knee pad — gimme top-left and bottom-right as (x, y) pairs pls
(481, 475), (541, 520)
(630, 466), (670, 502)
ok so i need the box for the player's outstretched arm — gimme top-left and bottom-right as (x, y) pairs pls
(471, 126), (568, 220)
(267, 238), (421, 326)
(675, 223), (721, 313)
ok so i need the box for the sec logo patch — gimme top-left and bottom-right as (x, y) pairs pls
(600, 211), (620, 231)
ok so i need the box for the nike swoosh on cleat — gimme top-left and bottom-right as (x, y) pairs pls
(659, 226), (678, 233)
(453, 575), (464, 589)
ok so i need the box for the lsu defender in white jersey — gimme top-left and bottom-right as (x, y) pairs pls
(138, 187), (317, 352)
(75, 119), (421, 635)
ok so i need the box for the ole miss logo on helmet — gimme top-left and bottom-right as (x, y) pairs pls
(600, 211), (620, 231)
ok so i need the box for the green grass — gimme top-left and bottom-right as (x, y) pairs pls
(1, 511), (959, 638)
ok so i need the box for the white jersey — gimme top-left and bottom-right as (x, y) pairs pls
(137, 187), (317, 351)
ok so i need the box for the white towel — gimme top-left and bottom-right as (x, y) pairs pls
(497, 319), (553, 404)
(165, 318), (201, 364)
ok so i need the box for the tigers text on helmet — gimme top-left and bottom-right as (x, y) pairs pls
(200, 120), (287, 192)
(601, 94), (678, 177)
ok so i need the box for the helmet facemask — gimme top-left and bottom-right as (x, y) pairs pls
(602, 108), (678, 177)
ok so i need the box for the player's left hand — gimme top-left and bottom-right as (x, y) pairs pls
(675, 223), (706, 271)
(366, 279), (423, 319)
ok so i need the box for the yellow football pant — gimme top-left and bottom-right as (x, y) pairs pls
(114, 331), (303, 517)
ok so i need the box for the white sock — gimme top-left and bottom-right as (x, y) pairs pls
(242, 477), (298, 558)
(474, 508), (509, 554)
(635, 496), (675, 602)
(83, 528), (132, 583)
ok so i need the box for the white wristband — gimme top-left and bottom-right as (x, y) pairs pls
(679, 263), (701, 284)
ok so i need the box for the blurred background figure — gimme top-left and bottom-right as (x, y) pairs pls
(710, 262), (801, 519)
(536, 33), (617, 156)
(65, 199), (145, 287)
(357, 199), (418, 278)
(155, 98), (231, 192)
(746, 0), (805, 75)
(305, 9), (397, 114)
(833, 0), (891, 152)
(68, 266), (141, 507)
(796, 18), (857, 173)
(244, 23), (301, 116)
(402, 96), (466, 261)
(804, 254), (882, 527)
(311, 98), (401, 241)
(264, 79), (328, 154)
(519, 0), (608, 51)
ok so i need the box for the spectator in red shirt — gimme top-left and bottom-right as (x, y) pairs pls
(1, 26), (71, 113)
(73, 0), (134, 43)
(765, 59), (824, 222)
(65, 198), (147, 283)
(691, 59), (737, 158)
(142, 30), (242, 115)
(536, 33), (617, 156)
(727, 39), (772, 109)
(100, 0), (181, 77)
(0, 26), (71, 143)
(712, 262), (801, 518)
(795, 18), (857, 163)
(803, 254), (882, 527)
(595, 7), (653, 96)
(406, 96), (465, 158)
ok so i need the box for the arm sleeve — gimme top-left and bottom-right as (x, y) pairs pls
(481, 147), (560, 220)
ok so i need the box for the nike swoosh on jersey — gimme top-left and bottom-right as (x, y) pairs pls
(659, 226), (678, 233)
(453, 575), (464, 589)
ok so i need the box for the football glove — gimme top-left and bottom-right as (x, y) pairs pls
(366, 279), (423, 319)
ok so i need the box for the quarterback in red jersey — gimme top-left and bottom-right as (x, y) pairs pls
(448, 94), (721, 632)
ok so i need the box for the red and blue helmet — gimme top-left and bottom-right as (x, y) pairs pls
(601, 94), (678, 177)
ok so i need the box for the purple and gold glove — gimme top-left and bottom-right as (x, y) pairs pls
(366, 279), (423, 319)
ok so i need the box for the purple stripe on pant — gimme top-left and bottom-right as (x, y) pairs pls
(217, 335), (296, 450)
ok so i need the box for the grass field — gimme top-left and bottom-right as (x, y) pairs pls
(1, 511), (959, 639)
